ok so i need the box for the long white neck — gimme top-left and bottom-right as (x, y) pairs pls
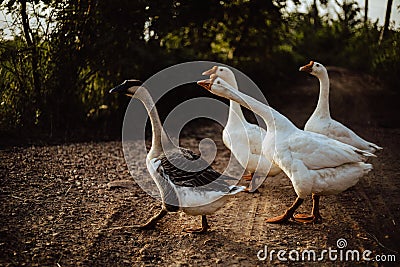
(217, 88), (297, 133)
(226, 78), (247, 125)
(134, 87), (170, 157)
(314, 71), (331, 118)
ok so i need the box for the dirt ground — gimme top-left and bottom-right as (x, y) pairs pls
(1, 69), (399, 266)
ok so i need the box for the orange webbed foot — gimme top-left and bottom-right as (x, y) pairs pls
(266, 212), (291, 224)
(293, 213), (323, 224)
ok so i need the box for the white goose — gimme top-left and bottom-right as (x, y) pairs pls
(198, 75), (375, 224)
(110, 80), (245, 233)
(202, 66), (281, 192)
(299, 61), (382, 153)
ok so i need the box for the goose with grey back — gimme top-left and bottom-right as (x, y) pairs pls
(110, 80), (245, 233)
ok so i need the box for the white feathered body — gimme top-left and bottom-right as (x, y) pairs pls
(223, 120), (281, 177)
(301, 61), (382, 153)
(305, 115), (382, 153)
(262, 127), (374, 199)
(179, 185), (243, 215)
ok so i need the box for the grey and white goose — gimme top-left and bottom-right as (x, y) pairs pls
(110, 80), (245, 233)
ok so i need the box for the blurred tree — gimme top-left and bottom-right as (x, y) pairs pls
(0, 0), (55, 132)
(379, 0), (393, 44)
(0, 0), (399, 140)
(19, 0), (41, 102)
(364, 0), (368, 25)
(335, 0), (361, 37)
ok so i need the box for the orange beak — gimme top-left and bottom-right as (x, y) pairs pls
(202, 66), (218, 76)
(299, 61), (314, 73)
(197, 79), (212, 91)
(197, 74), (217, 91)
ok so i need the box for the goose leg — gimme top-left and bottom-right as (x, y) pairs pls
(133, 208), (168, 229)
(244, 175), (262, 193)
(242, 173), (253, 181)
(294, 194), (323, 223)
(312, 195), (323, 223)
(266, 197), (304, 223)
(184, 215), (209, 233)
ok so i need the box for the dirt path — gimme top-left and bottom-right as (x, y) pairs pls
(0, 124), (399, 266)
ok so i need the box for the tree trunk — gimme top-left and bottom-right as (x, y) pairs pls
(20, 0), (41, 106)
(379, 0), (393, 44)
(364, 0), (368, 24)
(311, 0), (320, 28)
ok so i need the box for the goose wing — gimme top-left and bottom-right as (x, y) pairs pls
(156, 148), (237, 191)
(326, 119), (382, 152)
(288, 131), (375, 170)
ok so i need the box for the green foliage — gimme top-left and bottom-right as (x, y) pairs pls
(0, 0), (399, 139)
(372, 30), (400, 89)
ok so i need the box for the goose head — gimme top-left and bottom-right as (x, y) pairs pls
(202, 66), (218, 76)
(197, 74), (234, 98)
(202, 66), (236, 88)
(109, 79), (144, 97)
(299, 61), (327, 79)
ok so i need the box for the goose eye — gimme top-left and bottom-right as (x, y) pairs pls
(219, 69), (223, 72)
(315, 63), (320, 67)
(217, 81), (220, 84)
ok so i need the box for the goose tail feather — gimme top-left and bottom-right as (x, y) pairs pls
(369, 142), (383, 151)
(227, 185), (246, 195)
(356, 148), (376, 158)
(361, 163), (373, 174)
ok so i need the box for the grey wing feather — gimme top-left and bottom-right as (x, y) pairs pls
(156, 148), (237, 191)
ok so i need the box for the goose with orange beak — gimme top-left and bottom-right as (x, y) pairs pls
(299, 61), (382, 153)
(201, 66), (281, 192)
(110, 79), (245, 233)
(198, 75), (375, 224)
